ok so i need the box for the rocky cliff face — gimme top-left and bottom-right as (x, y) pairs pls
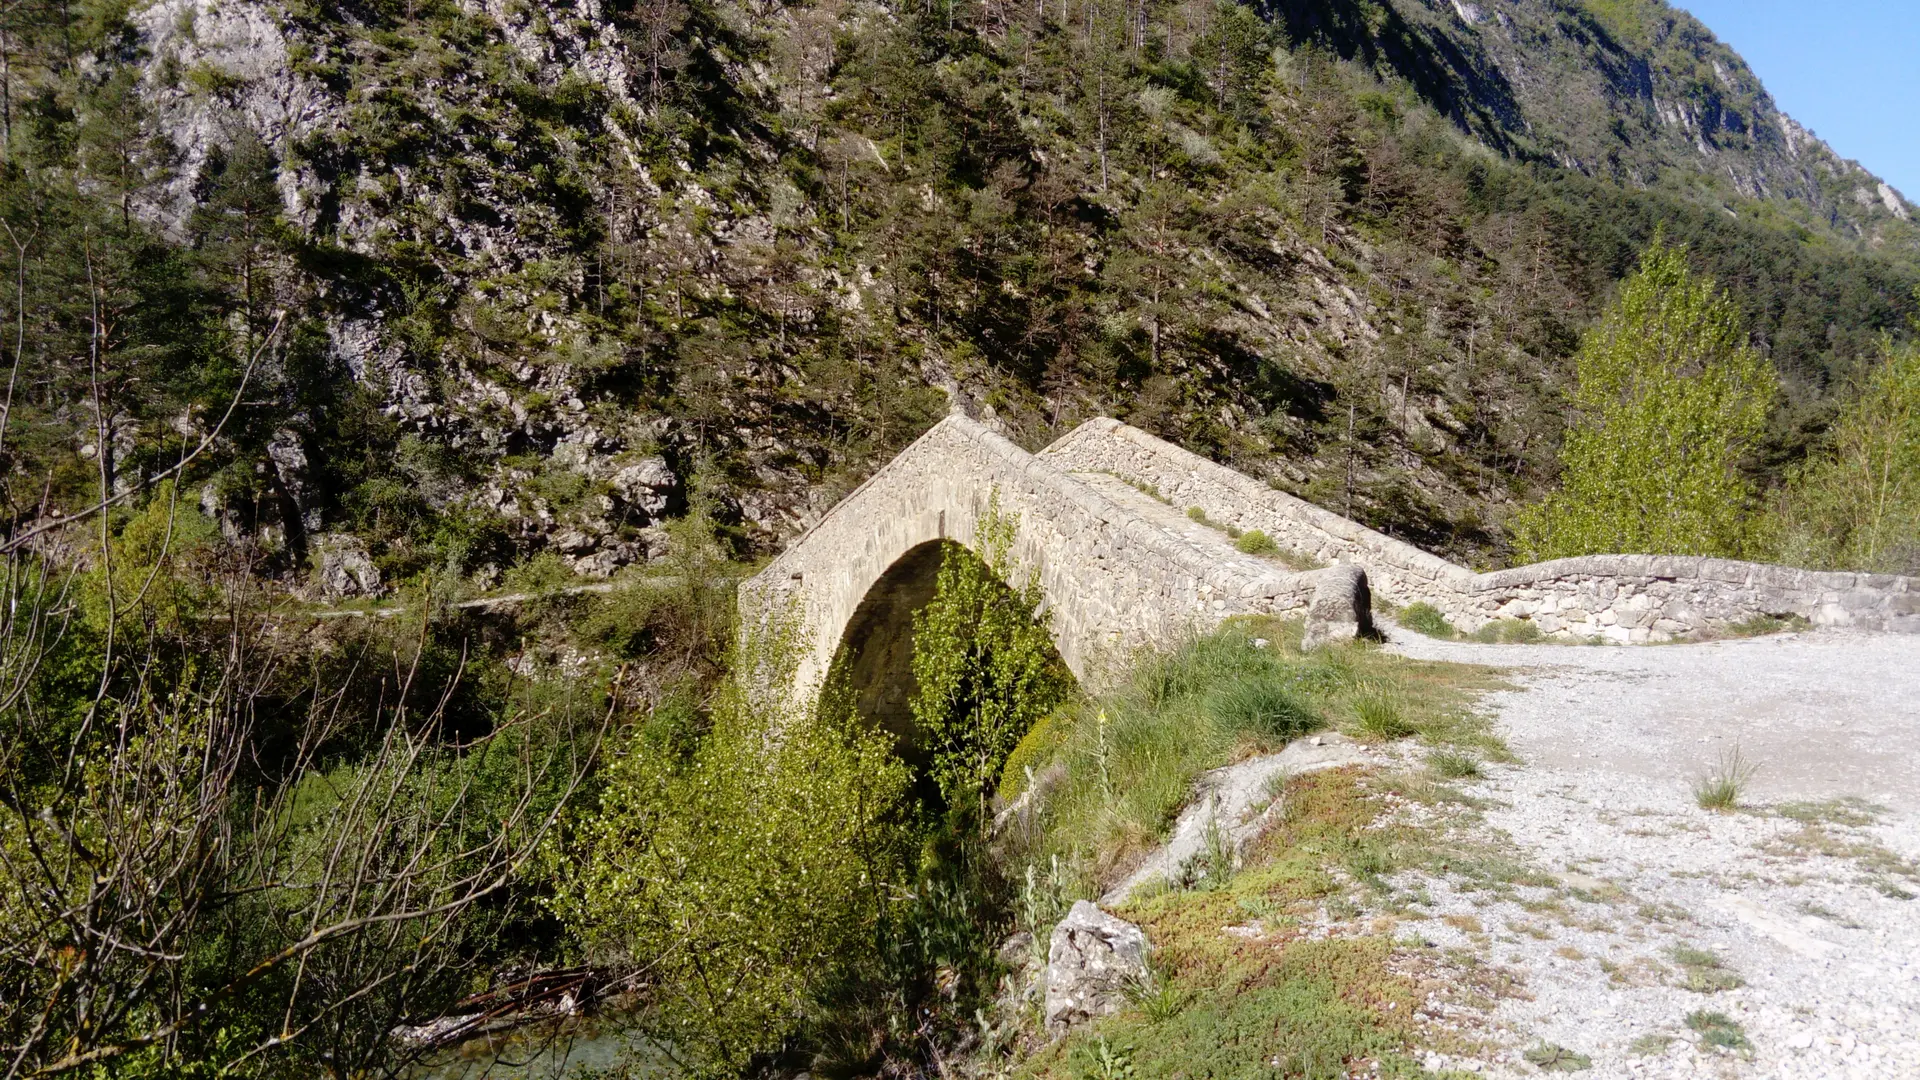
(1275, 0), (1914, 239)
(12, 0), (1913, 584)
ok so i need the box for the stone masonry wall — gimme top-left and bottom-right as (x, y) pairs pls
(1040, 419), (1920, 642)
(739, 415), (1342, 704)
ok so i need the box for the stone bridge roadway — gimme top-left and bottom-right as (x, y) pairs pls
(739, 414), (1919, 736)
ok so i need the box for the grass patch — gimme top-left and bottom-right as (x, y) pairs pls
(1522, 1043), (1592, 1071)
(1722, 613), (1811, 638)
(1469, 619), (1544, 644)
(1692, 747), (1756, 812)
(1349, 686), (1415, 740)
(1763, 825), (1920, 887)
(1628, 1033), (1674, 1056)
(1427, 750), (1483, 779)
(1006, 616), (1497, 886)
(1015, 770), (1447, 1080)
(1669, 945), (1743, 993)
(1685, 1010), (1750, 1052)
(1775, 796), (1884, 827)
(1396, 602), (1455, 639)
(1025, 936), (1423, 1080)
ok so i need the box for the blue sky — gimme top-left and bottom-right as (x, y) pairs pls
(1678, 1), (1920, 199)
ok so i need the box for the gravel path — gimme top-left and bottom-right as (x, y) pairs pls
(1384, 630), (1920, 1079)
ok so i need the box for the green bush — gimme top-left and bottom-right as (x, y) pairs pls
(1233, 529), (1280, 556)
(1396, 602), (1454, 639)
(911, 497), (1073, 818)
(554, 671), (910, 1077)
(1773, 336), (1920, 574)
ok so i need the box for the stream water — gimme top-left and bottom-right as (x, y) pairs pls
(407, 1017), (674, 1080)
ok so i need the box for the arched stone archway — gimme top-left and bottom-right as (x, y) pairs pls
(739, 415), (1358, 715)
(829, 539), (950, 771)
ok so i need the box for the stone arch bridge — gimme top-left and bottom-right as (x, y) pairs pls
(739, 415), (1920, 728)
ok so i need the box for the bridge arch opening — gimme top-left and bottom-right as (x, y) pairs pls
(827, 539), (1075, 802)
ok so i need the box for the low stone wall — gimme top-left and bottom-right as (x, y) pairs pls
(1040, 419), (1920, 641)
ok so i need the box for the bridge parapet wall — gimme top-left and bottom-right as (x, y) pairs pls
(1041, 419), (1920, 641)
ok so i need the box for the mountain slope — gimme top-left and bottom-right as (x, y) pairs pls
(0, 0), (1913, 587)
(1268, 0), (1917, 248)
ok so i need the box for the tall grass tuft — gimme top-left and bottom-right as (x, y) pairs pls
(1350, 686), (1415, 740)
(1205, 675), (1321, 742)
(1693, 747), (1757, 812)
(1397, 602), (1455, 639)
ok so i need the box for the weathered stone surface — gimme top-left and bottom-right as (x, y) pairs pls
(611, 457), (676, 520)
(1041, 418), (1920, 642)
(313, 534), (382, 600)
(1302, 564), (1375, 650)
(1044, 901), (1150, 1033)
(739, 415), (1356, 709)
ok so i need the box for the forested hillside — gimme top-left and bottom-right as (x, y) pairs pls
(1, 0), (1914, 584)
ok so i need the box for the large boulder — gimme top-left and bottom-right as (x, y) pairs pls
(1301, 564), (1376, 651)
(1044, 901), (1150, 1034)
(313, 534), (383, 600)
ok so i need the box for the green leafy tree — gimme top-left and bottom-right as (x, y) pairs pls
(554, 657), (909, 1078)
(1775, 335), (1920, 573)
(910, 495), (1072, 821)
(1512, 242), (1779, 561)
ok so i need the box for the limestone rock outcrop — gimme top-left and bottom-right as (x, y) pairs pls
(1044, 902), (1150, 1034)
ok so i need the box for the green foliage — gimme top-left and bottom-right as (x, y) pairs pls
(1514, 242), (1780, 562)
(1233, 529), (1280, 556)
(1774, 336), (1920, 574)
(911, 497), (1073, 817)
(554, 662), (910, 1077)
(1684, 1010), (1750, 1052)
(1004, 617), (1489, 884)
(1396, 602), (1454, 639)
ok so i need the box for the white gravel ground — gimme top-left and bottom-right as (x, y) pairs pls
(1384, 629), (1920, 1079)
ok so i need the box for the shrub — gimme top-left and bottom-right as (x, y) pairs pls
(911, 496), (1073, 818)
(1397, 602), (1454, 639)
(1234, 529), (1280, 556)
(999, 708), (1067, 803)
(554, 670), (910, 1077)
(1773, 336), (1920, 574)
